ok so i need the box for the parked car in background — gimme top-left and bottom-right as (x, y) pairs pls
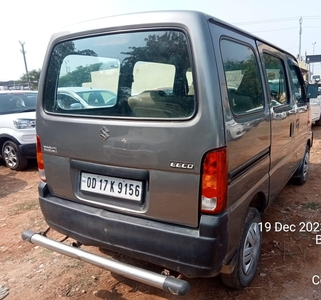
(57, 87), (116, 110)
(310, 87), (321, 126)
(0, 91), (37, 170)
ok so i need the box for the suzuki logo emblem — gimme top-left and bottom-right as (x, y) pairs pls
(100, 126), (110, 140)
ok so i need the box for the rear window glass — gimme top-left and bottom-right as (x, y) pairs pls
(44, 30), (195, 119)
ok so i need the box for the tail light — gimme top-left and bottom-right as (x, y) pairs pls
(201, 148), (227, 214)
(36, 135), (46, 181)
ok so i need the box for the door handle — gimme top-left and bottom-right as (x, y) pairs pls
(290, 122), (294, 137)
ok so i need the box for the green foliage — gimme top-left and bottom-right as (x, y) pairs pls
(58, 63), (102, 87)
(302, 202), (320, 210)
(122, 31), (189, 65)
(20, 68), (41, 90)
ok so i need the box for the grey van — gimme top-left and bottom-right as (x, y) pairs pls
(23, 10), (317, 295)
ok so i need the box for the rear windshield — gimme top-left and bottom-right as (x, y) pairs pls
(0, 92), (37, 115)
(44, 30), (195, 119)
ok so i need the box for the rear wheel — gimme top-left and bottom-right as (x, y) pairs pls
(315, 116), (321, 126)
(2, 141), (28, 171)
(221, 207), (262, 289)
(292, 145), (309, 185)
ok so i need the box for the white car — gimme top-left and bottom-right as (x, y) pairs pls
(57, 87), (116, 110)
(310, 88), (321, 126)
(0, 91), (37, 170)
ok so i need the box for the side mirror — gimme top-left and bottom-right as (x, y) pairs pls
(307, 84), (318, 99)
(70, 103), (83, 109)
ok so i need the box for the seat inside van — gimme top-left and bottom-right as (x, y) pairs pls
(228, 69), (263, 114)
(228, 91), (254, 114)
(128, 90), (194, 118)
(88, 92), (105, 106)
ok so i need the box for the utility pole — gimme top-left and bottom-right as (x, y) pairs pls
(298, 17), (302, 60)
(312, 42), (316, 75)
(65, 60), (70, 74)
(19, 41), (30, 89)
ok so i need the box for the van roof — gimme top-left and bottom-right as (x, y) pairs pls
(50, 10), (297, 64)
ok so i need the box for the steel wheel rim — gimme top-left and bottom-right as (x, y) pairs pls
(242, 222), (260, 275)
(3, 144), (17, 168)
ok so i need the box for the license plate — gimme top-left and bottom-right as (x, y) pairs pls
(80, 172), (142, 201)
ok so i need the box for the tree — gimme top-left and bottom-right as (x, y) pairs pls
(20, 69), (41, 90)
(58, 63), (102, 87)
(120, 31), (191, 95)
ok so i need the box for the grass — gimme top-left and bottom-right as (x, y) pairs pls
(65, 260), (85, 270)
(9, 199), (39, 215)
(302, 202), (320, 210)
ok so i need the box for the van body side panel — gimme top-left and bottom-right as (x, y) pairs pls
(285, 57), (311, 167)
(269, 107), (296, 199)
(294, 103), (310, 164)
(257, 43), (299, 201)
(209, 25), (271, 262)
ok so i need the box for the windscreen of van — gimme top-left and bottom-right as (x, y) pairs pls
(43, 30), (195, 119)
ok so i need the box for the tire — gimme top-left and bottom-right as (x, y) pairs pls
(292, 145), (310, 185)
(315, 117), (321, 126)
(2, 141), (28, 171)
(221, 207), (262, 289)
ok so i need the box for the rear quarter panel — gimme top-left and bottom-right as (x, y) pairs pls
(209, 23), (271, 260)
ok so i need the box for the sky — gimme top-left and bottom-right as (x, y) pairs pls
(1, 0), (321, 81)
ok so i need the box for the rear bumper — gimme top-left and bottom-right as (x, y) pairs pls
(38, 182), (228, 278)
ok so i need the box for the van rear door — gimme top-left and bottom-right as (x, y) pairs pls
(37, 27), (223, 228)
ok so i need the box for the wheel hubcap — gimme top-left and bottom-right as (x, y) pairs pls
(242, 222), (260, 275)
(3, 145), (17, 168)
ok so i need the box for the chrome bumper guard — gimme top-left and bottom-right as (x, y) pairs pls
(22, 230), (190, 296)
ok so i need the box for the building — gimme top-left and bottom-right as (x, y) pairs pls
(0, 80), (29, 90)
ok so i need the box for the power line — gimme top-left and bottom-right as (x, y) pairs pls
(285, 46), (301, 50)
(234, 15), (321, 26)
(251, 27), (298, 33)
(304, 26), (321, 29)
(302, 16), (321, 19)
(234, 17), (298, 25)
(242, 26), (321, 35)
(19, 41), (30, 89)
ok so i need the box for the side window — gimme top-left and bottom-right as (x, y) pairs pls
(289, 64), (305, 103)
(57, 94), (79, 110)
(131, 62), (193, 96)
(221, 39), (264, 115)
(132, 62), (175, 96)
(262, 53), (289, 106)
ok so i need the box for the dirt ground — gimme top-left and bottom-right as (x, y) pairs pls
(1, 127), (321, 300)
